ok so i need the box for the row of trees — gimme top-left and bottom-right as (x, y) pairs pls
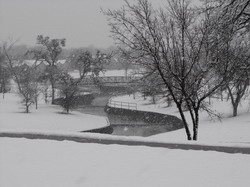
(0, 35), (111, 113)
(104, 0), (250, 140)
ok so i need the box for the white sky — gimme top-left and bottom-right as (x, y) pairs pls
(0, 0), (201, 48)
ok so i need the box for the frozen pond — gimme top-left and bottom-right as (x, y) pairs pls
(110, 124), (180, 137)
(78, 104), (183, 137)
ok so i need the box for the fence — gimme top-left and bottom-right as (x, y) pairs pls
(79, 76), (140, 86)
(108, 99), (137, 110)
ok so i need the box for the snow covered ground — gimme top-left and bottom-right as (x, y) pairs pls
(110, 93), (250, 145)
(1, 137), (250, 187)
(0, 93), (108, 132)
(1, 93), (250, 187)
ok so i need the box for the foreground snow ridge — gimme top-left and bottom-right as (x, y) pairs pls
(1, 130), (250, 154)
(1, 138), (250, 187)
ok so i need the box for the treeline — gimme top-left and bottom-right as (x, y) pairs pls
(0, 35), (114, 113)
(5, 44), (136, 70)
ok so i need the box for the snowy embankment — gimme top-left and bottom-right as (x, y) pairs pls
(110, 94), (250, 145)
(0, 93), (109, 132)
(1, 137), (250, 187)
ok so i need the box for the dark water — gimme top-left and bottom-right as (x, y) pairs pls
(110, 124), (178, 137)
(77, 94), (183, 137)
(78, 105), (182, 137)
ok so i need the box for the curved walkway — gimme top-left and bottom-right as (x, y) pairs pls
(1, 131), (250, 155)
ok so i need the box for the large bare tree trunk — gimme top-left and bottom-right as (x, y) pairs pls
(177, 105), (192, 140)
(233, 104), (238, 117)
(193, 109), (199, 140)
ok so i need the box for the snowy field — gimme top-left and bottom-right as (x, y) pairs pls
(0, 93), (108, 132)
(110, 94), (250, 145)
(1, 138), (250, 187)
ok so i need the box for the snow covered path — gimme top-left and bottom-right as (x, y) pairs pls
(1, 131), (250, 154)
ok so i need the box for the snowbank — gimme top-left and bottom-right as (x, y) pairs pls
(1, 137), (250, 187)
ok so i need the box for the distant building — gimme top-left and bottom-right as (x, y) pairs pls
(56, 59), (69, 70)
(22, 60), (47, 74)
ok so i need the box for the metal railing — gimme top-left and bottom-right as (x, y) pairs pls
(108, 99), (137, 110)
(78, 76), (140, 85)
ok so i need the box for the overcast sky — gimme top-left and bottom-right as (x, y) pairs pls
(0, 0), (200, 48)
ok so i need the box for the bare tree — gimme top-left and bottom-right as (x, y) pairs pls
(56, 72), (80, 113)
(225, 35), (250, 116)
(69, 50), (93, 77)
(204, 0), (250, 32)
(68, 49), (111, 77)
(3, 42), (36, 113)
(223, 0), (250, 31)
(116, 49), (134, 78)
(204, 0), (250, 116)
(138, 72), (164, 104)
(32, 35), (66, 104)
(104, 0), (235, 140)
(26, 50), (53, 109)
(92, 50), (112, 77)
(0, 50), (11, 98)
(56, 50), (110, 113)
